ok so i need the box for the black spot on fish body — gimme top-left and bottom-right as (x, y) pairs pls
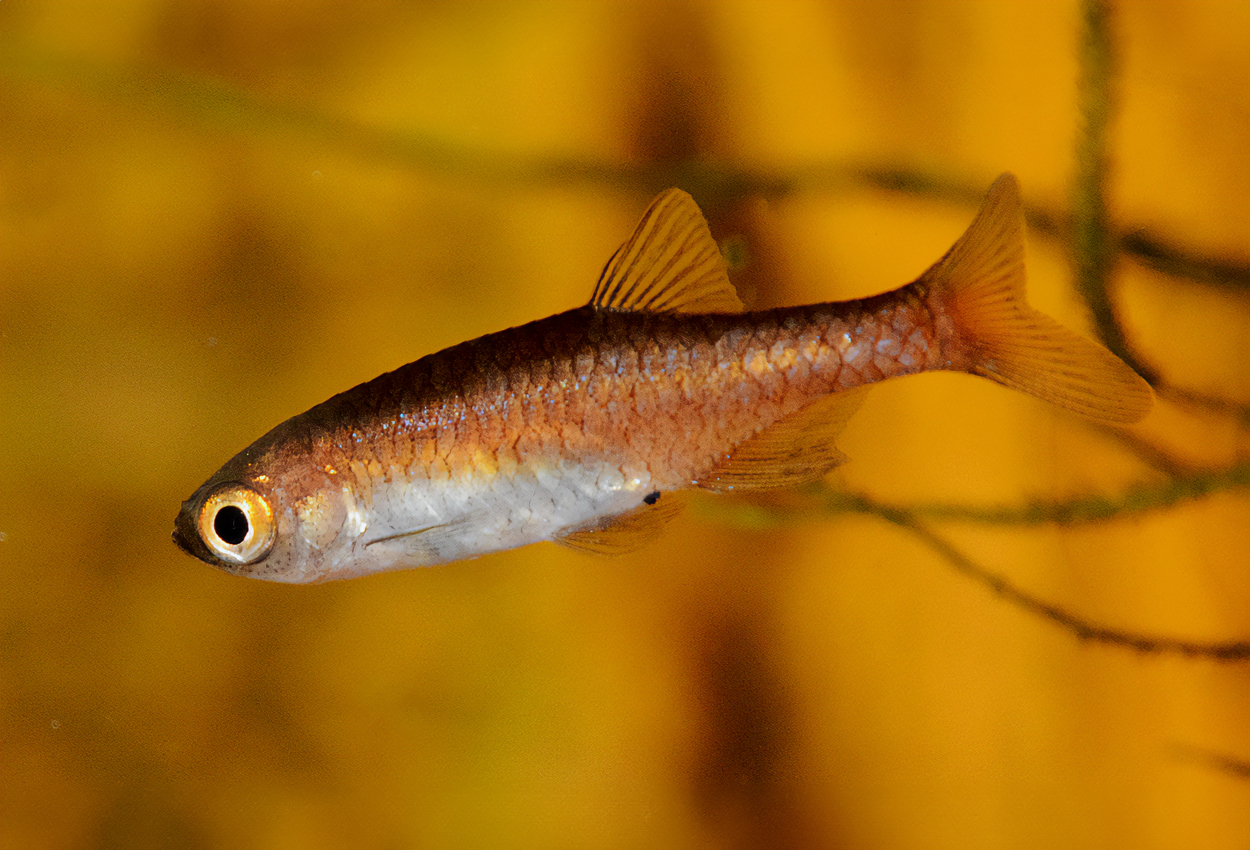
(644, 491), (661, 506)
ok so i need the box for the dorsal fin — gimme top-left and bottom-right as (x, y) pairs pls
(696, 387), (868, 493)
(591, 188), (745, 314)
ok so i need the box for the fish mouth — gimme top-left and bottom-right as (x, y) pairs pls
(172, 499), (213, 565)
(171, 525), (197, 558)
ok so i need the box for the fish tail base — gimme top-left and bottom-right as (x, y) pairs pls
(924, 174), (1153, 424)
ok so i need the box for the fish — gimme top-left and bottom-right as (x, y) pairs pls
(173, 173), (1153, 583)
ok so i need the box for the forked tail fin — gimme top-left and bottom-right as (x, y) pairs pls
(921, 173), (1153, 424)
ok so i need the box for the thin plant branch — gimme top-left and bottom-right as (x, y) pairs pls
(1072, 0), (1156, 385)
(1, 41), (1245, 296)
(699, 484), (1250, 661)
(6, 26), (1248, 657)
(702, 460), (1250, 530)
(1170, 742), (1250, 780)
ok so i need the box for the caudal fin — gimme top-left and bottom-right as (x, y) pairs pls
(920, 173), (1153, 424)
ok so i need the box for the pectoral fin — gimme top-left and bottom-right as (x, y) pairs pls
(362, 517), (477, 565)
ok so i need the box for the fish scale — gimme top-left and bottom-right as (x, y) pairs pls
(174, 175), (1152, 582)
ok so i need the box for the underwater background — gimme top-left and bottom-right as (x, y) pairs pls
(2, 2), (1248, 848)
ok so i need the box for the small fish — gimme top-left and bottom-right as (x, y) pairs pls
(173, 174), (1152, 583)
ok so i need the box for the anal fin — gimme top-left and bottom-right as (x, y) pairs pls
(698, 387), (868, 493)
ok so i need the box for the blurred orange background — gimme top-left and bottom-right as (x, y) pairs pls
(2, 2), (1248, 848)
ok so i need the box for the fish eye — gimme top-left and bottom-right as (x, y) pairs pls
(197, 485), (275, 565)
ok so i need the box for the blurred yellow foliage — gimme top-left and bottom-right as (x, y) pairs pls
(1, 2), (1247, 848)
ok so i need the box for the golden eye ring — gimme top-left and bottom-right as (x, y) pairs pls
(197, 485), (276, 565)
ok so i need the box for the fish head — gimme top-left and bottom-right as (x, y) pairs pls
(172, 444), (366, 583)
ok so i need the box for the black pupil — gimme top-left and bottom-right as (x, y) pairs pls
(214, 505), (250, 545)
